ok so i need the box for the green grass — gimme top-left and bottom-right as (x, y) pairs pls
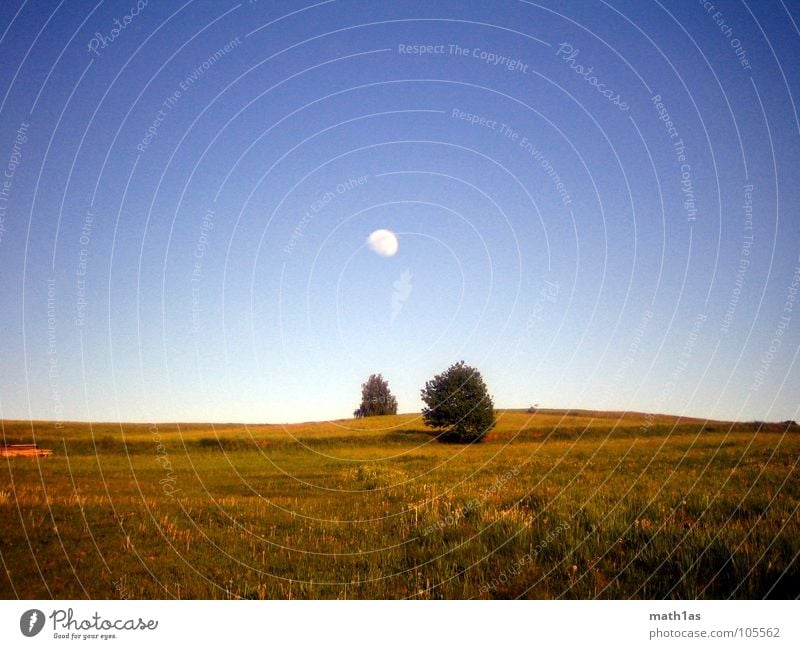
(1, 410), (799, 599)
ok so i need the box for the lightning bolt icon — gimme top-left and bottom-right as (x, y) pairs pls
(28, 612), (37, 632)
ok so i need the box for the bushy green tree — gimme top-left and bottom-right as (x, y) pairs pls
(420, 361), (496, 443)
(354, 374), (398, 417)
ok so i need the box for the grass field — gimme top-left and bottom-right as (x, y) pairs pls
(1, 410), (799, 599)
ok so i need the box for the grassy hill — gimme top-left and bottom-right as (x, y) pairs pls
(1, 410), (798, 599)
(1, 408), (770, 451)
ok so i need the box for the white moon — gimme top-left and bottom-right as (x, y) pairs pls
(367, 229), (398, 257)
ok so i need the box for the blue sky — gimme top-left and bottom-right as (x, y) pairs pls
(0, 0), (798, 424)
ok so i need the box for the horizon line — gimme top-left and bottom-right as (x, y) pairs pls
(2, 407), (796, 429)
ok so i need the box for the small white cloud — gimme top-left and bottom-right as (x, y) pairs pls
(391, 268), (413, 323)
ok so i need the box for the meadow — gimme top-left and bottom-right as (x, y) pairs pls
(1, 410), (798, 599)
